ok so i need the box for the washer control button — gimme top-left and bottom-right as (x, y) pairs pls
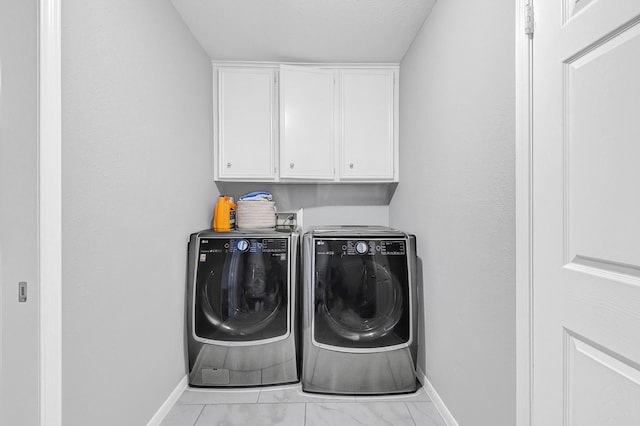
(355, 241), (369, 255)
(236, 239), (250, 252)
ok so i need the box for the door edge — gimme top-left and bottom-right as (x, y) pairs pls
(38, 0), (62, 424)
(515, 0), (534, 425)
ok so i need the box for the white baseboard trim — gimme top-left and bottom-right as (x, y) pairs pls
(147, 374), (189, 426)
(417, 367), (459, 426)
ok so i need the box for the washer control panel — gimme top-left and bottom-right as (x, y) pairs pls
(315, 239), (406, 256)
(199, 238), (288, 257)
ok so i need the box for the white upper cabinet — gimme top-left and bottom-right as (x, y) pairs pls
(279, 65), (336, 180)
(339, 69), (397, 181)
(214, 63), (398, 183)
(215, 67), (276, 180)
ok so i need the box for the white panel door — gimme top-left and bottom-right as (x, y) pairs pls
(0, 1), (39, 424)
(339, 69), (396, 181)
(217, 67), (276, 180)
(533, 0), (640, 424)
(279, 65), (335, 180)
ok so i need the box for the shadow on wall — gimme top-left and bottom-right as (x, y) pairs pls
(215, 182), (398, 211)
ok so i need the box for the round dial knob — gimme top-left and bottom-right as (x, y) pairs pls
(236, 239), (250, 252)
(355, 241), (369, 255)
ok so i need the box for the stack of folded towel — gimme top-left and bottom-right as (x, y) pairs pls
(236, 192), (276, 229)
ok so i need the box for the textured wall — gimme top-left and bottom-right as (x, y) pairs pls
(61, 1), (215, 424)
(0, 1), (39, 424)
(301, 205), (389, 231)
(391, 0), (516, 424)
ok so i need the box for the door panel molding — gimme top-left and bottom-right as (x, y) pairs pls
(565, 256), (640, 287)
(564, 329), (640, 426)
(562, 0), (599, 26)
(562, 19), (640, 274)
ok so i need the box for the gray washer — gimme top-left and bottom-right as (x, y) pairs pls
(187, 228), (299, 387)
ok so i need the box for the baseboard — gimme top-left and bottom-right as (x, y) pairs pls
(146, 374), (189, 426)
(417, 367), (459, 426)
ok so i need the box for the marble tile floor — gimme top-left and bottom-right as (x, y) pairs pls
(160, 383), (446, 426)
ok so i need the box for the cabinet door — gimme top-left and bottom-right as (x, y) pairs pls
(217, 67), (276, 180)
(340, 69), (396, 180)
(280, 66), (335, 180)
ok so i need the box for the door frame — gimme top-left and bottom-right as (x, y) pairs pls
(515, 0), (534, 425)
(35, 1), (537, 424)
(39, 0), (62, 424)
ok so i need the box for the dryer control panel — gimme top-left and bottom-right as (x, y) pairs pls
(199, 238), (288, 256)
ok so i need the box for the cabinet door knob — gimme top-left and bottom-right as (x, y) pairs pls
(226, 162), (232, 168)
(289, 162), (295, 169)
(349, 163), (354, 169)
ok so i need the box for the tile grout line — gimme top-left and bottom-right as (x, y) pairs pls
(304, 402), (308, 426)
(192, 404), (206, 426)
(404, 401), (418, 426)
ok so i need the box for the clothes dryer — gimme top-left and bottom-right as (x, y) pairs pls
(187, 229), (298, 387)
(301, 226), (418, 394)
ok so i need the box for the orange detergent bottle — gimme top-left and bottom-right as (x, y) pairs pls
(213, 196), (236, 231)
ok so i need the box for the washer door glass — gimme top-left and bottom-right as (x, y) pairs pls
(313, 239), (410, 349)
(194, 238), (289, 342)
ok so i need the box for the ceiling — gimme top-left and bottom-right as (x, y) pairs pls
(170, 0), (437, 63)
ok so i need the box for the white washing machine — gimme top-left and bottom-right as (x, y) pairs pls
(187, 229), (299, 387)
(301, 226), (418, 394)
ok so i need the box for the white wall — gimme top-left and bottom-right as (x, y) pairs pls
(61, 1), (215, 424)
(391, 0), (516, 425)
(0, 1), (39, 424)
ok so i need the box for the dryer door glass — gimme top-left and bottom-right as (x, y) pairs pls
(194, 237), (289, 342)
(313, 238), (410, 349)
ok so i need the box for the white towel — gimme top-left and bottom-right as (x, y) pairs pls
(236, 199), (276, 229)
